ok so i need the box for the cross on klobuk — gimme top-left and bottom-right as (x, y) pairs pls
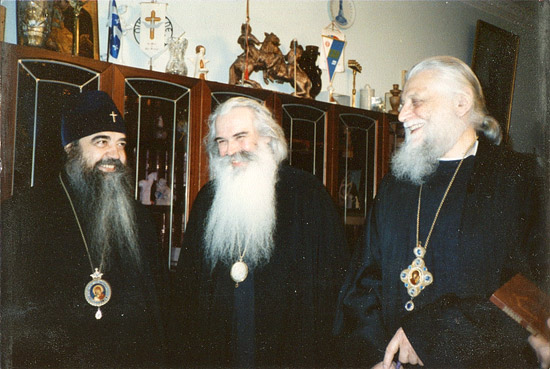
(110, 111), (118, 123)
(145, 10), (162, 40)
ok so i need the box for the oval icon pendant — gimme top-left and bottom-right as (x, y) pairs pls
(230, 261), (249, 285)
(84, 269), (111, 319)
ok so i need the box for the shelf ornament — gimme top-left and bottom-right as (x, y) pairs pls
(68, 0), (89, 55)
(139, 1), (166, 69)
(228, 0), (313, 98)
(347, 59), (362, 107)
(166, 32), (188, 76)
(321, 23), (346, 102)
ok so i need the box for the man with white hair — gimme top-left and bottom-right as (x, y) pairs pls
(334, 56), (547, 368)
(172, 97), (348, 368)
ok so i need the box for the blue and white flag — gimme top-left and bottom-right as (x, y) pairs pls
(109, 0), (122, 60)
(323, 36), (345, 83)
(320, 23), (346, 83)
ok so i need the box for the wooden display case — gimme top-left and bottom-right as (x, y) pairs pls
(0, 41), (399, 261)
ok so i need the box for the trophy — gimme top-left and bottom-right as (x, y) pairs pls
(17, 0), (54, 47)
(348, 59), (362, 108)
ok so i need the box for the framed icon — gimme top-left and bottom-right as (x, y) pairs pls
(472, 20), (520, 144)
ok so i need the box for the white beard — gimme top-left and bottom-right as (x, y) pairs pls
(391, 116), (468, 185)
(204, 143), (278, 271)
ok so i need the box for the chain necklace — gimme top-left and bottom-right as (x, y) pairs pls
(400, 140), (476, 311)
(59, 173), (112, 319)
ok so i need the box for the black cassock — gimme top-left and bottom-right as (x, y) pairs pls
(1, 172), (169, 368)
(334, 141), (548, 369)
(172, 165), (348, 368)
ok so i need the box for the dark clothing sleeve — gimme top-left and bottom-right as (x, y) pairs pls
(333, 195), (387, 366)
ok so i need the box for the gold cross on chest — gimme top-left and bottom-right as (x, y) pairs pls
(145, 10), (161, 40)
(110, 111), (118, 122)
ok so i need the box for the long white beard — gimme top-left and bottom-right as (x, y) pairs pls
(391, 117), (468, 185)
(204, 143), (278, 271)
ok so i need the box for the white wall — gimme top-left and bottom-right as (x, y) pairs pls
(1, 0), (545, 155)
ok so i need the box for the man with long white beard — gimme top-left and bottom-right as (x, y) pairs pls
(172, 97), (348, 368)
(1, 91), (168, 368)
(334, 56), (547, 369)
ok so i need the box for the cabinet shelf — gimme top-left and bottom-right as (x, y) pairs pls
(0, 41), (398, 256)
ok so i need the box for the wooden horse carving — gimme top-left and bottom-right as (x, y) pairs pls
(229, 27), (313, 99)
(263, 40), (312, 99)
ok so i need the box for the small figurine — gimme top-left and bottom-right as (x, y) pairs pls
(155, 178), (172, 205)
(154, 115), (168, 141)
(237, 23), (261, 52)
(194, 45), (209, 80)
(138, 172), (158, 205)
(166, 33), (188, 76)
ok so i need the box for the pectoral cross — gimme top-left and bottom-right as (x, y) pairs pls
(110, 111), (117, 122)
(145, 10), (161, 40)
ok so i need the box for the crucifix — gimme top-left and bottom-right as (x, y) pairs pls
(145, 10), (161, 40)
(110, 111), (118, 122)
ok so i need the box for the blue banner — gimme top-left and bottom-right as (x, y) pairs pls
(326, 38), (345, 83)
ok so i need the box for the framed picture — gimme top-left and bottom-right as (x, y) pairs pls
(48, 0), (99, 59)
(471, 20), (519, 144)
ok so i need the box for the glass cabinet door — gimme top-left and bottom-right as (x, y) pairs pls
(337, 113), (377, 231)
(281, 103), (327, 183)
(13, 59), (101, 194)
(124, 78), (191, 269)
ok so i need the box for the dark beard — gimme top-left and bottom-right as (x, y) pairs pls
(64, 148), (140, 269)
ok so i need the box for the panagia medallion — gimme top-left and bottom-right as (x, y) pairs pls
(84, 268), (112, 319)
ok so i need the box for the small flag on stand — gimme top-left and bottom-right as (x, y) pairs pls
(108, 0), (122, 61)
(321, 23), (346, 84)
(323, 36), (345, 83)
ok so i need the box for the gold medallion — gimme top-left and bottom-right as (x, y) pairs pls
(400, 246), (433, 311)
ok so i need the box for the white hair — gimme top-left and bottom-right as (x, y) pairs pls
(406, 55), (501, 144)
(205, 97), (288, 177)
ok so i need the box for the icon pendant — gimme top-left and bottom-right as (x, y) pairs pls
(400, 245), (433, 311)
(230, 261), (248, 287)
(84, 268), (112, 319)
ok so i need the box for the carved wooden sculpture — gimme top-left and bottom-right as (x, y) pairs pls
(229, 26), (313, 99)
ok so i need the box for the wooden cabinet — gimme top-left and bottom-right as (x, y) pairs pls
(0, 42), (399, 260)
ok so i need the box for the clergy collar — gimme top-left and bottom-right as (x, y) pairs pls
(439, 140), (478, 162)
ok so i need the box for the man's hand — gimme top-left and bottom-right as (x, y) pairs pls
(382, 327), (424, 369)
(528, 318), (550, 369)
